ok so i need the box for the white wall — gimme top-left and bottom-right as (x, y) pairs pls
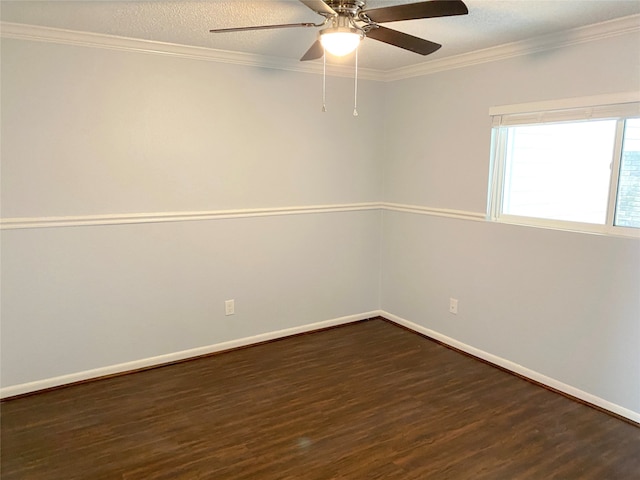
(1, 212), (381, 386)
(381, 30), (640, 415)
(1, 40), (383, 217)
(0, 38), (383, 388)
(1, 26), (639, 420)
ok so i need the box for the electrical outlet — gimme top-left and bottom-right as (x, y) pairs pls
(449, 298), (458, 315)
(225, 299), (235, 316)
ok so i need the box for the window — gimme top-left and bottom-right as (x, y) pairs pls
(488, 94), (640, 236)
(616, 118), (640, 228)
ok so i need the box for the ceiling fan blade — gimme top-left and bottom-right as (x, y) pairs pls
(298, 0), (337, 16)
(366, 26), (441, 55)
(210, 22), (318, 33)
(362, 0), (468, 23)
(300, 39), (324, 61)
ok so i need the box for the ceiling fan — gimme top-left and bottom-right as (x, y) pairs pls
(209, 0), (469, 60)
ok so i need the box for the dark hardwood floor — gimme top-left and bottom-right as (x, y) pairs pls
(1, 318), (639, 479)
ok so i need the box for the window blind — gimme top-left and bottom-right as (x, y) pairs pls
(489, 92), (640, 127)
(491, 102), (640, 127)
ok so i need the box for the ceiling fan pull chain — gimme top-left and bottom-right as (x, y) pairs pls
(353, 48), (359, 117)
(322, 50), (327, 112)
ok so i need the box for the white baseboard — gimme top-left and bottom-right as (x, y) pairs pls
(0, 311), (381, 399)
(4, 309), (638, 425)
(381, 311), (640, 424)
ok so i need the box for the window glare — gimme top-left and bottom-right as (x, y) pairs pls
(502, 120), (617, 224)
(615, 118), (640, 228)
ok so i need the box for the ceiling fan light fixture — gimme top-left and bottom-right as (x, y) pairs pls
(320, 27), (362, 56)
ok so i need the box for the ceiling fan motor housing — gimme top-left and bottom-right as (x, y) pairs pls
(325, 0), (366, 17)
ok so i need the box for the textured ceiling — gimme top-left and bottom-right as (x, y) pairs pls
(2, 0), (639, 70)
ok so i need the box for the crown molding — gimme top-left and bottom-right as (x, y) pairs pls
(2, 14), (639, 82)
(0, 22), (383, 81)
(382, 14), (640, 82)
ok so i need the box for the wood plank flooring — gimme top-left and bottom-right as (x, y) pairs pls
(1, 318), (639, 479)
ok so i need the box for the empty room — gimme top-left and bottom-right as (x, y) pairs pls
(1, 0), (639, 478)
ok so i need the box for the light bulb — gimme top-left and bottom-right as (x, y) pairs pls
(320, 28), (362, 57)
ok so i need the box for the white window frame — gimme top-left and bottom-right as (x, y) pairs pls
(488, 93), (640, 238)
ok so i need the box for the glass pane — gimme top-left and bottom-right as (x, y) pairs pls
(502, 120), (617, 224)
(615, 118), (640, 229)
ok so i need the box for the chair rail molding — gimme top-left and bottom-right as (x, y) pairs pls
(0, 203), (486, 230)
